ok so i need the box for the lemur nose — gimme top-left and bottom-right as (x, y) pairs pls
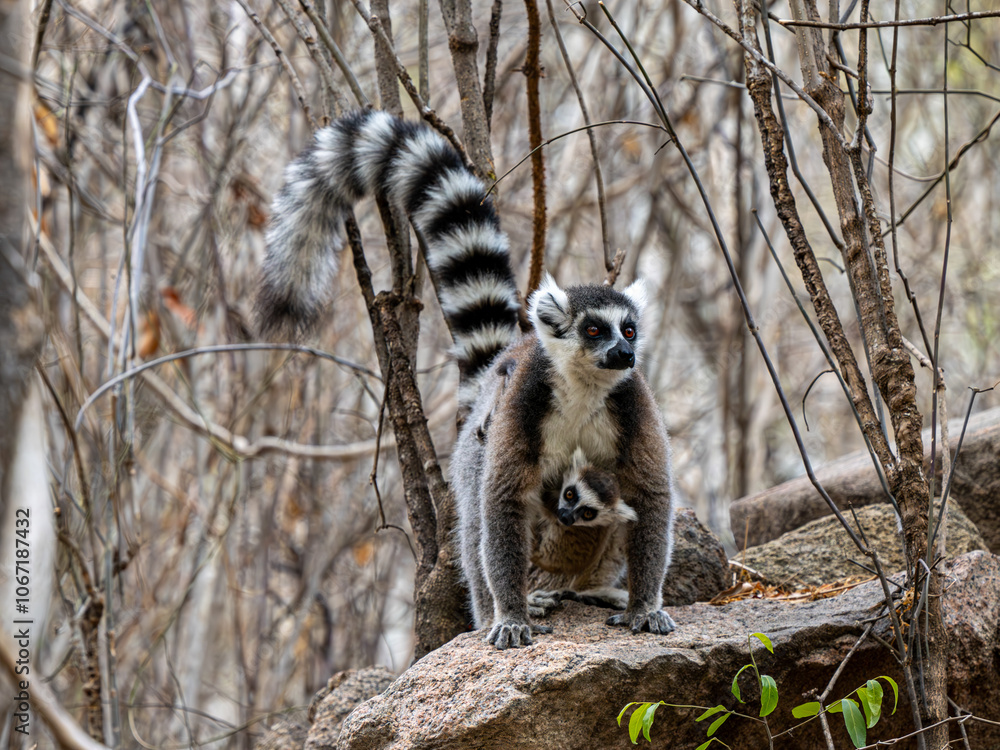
(606, 342), (635, 369)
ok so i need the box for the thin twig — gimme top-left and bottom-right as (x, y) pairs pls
(777, 8), (1000, 29)
(31, 0), (54, 70)
(581, 1), (868, 553)
(274, 0), (342, 118)
(886, 106), (1000, 234)
(548, 0), (611, 268)
(522, 0), (548, 299)
(349, 0), (477, 175)
(37, 234), (399, 461)
(602, 248), (627, 287)
(679, 0), (848, 149)
(927, 0), (954, 553)
(759, 14), (843, 252)
(488, 119), (666, 197)
(483, 0), (503, 129)
(418, 0), (430, 101)
(236, 0), (315, 128)
(299, 0), (369, 108)
(74, 343), (379, 431)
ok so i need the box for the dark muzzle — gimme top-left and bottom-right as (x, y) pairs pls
(604, 342), (635, 370)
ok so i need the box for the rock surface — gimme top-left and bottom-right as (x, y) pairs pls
(304, 667), (396, 750)
(663, 507), (730, 604)
(730, 406), (1000, 549)
(736, 501), (988, 587)
(336, 551), (1000, 750)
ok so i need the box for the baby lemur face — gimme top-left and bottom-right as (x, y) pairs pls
(558, 448), (638, 527)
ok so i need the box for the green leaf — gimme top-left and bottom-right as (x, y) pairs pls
(826, 701), (844, 714)
(731, 664), (754, 703)
(751, 632), (774, 653)
(862, 680), (883, 728)
(617, 702), (639, 726)
(877, 676), (899, 714)
(841, 699), (866, 748)
(642, 702), (660, 742)
(792, 702), (822, 718)
(695, 741), (717, 750)
(759, 675), (779, 717)
(707, 711), (731, 737)
(695, 705), (728, 722)
(628, 703), (650, 744)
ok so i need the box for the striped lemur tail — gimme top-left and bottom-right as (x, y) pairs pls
(256, 110), (521, 396)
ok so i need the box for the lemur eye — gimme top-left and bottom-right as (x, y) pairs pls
(564, 489), (575, 501)
(586, 325), (600, 338)
(581, 508), (597, 521)
(623, 326), (636, 340)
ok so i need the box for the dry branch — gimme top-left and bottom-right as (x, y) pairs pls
(345, 216), (467, 657)
(438, 0), (495, 177)
(37, 235), (399, 461)
(522, 0), (548, 297)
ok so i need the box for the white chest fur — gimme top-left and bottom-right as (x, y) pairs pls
(538, 374), (622, 482)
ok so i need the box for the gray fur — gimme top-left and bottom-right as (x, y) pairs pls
(455, 277), (678, 649)
(256, 113), (677, 651)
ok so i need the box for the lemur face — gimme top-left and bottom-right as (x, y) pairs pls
(557, 480), (604, 526)
(557, 448), (637, 527)
(529, 274), (648, 380)
(577, 309), (639, 371)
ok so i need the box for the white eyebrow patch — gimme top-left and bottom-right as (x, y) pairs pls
(577, 306), (637, 329)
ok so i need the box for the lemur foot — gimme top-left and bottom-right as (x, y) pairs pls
(527, 589), (564, 618)
(486, 620), (552, 649)
(606, 608), (676, 635)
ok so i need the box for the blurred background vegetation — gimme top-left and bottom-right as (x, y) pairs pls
(14, 0), (999, 745)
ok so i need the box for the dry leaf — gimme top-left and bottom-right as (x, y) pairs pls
(161, 286), (197, 329)
(33, 100), (59, 146)
(137, 309), (160, 358)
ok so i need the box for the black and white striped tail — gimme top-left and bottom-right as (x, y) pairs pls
(256, 110), (520, 393)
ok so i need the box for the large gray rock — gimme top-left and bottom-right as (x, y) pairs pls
(737, 501), (988, 587)
(730, 406), (1000, 549)
(336, 552), (1000, 750)
(663, 507), (729, 605)
(304, 667), (396, 750)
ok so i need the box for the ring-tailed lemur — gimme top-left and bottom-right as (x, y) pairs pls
(255, 110), (677, 650)
(527, 447), (638, 615)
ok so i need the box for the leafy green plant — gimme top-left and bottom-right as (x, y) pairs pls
(616, 633), (898, 748)
(791, 677), (899, 748)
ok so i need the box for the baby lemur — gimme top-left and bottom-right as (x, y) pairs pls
(527, 447), (638, 615)
(255, 110), (677, 650)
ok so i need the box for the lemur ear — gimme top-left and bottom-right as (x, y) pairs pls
(616, 502), (639, 523)
(570, 446), (587, 472)
(622, 278), (648, 318)
(529, 273), (572, 338)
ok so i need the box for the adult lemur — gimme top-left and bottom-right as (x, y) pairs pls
(256, 110), (677, 650)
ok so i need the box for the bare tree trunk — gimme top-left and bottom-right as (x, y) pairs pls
(345, 219), (467, 660)
(739, 1), (947, 745)
(437, 0), (495, 178)
(0, 2), (98, 746)
(0, 0), (44, 504)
